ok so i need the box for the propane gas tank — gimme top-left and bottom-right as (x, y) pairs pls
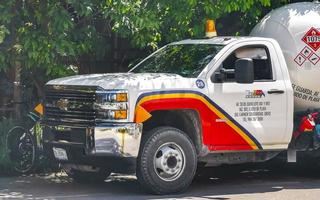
(251, 2), (320, 111)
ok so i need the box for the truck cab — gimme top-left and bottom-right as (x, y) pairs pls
(43, 36), (293, 194)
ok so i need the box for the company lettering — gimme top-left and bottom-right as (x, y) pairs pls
(295, 86), (312, 95)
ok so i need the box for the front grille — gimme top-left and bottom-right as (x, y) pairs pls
(45, 85), (98, 126)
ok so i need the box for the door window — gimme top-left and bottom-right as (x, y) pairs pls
(213, 46), (273, 82)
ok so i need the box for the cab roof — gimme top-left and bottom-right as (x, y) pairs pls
(173, 36), (270, 46)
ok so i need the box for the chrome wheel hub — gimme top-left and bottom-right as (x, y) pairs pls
(153, 142), (186, 181)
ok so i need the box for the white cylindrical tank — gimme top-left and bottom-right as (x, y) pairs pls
(251, 2), (320, 111)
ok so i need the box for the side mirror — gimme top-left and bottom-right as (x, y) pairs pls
(212, 68), (226, 82)
(235, 58), (254, 84)
(212, 67), (235, 83)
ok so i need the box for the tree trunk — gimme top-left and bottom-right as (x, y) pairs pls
(113, 33), (119, 71)
(32, 70), (45, 99)
(12, 60), (22, 119)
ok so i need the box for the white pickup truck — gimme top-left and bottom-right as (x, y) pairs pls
(42, 2), (320, 194)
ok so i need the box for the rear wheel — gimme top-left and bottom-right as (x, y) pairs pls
(137, 127), (197, 194)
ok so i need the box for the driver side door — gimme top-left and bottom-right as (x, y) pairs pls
(205, 42), (288, 151)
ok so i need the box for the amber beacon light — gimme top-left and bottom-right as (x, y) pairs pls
(205, 19), (217, 38)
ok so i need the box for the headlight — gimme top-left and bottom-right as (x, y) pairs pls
(95, 91), (129, 121)
(96, 92), (128, 103)
(96, 110), (128, 120)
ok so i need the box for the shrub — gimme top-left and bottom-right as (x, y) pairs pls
(0, 118), (14, 173)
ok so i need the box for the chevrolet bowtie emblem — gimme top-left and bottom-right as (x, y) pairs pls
(56, 99), (69, 111)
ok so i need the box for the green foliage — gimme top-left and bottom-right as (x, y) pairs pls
(105, 0), (291, 48)
(0, 119), (14, 173)
(0, 0), (290, 76)
(0, 0), (99, 76)
(106, 0), (276, 48)
(0, 25), (9, 44)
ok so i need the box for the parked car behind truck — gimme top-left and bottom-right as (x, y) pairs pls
(42, 2), (320, 194)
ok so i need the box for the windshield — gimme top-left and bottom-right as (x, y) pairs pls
(131, 44), (224, 77)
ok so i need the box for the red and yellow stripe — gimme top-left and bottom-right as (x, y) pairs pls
(134, 91), (262, 151)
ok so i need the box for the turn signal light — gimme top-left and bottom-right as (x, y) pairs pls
(116, 93), (128, 102)
(114, 110), (128, 119)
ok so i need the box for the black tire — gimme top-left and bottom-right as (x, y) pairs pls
(137, 127), (197, 194)
(66, 168), (111, 183)
(6, 126), (36, 174)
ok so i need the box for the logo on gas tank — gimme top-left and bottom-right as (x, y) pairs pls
(302, 27), (320, 51)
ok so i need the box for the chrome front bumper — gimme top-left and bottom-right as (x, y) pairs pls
(92, 123), (142, 157)
(43, 123), (143, 158)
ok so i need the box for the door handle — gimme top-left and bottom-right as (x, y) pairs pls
(268, 89), (285, 94)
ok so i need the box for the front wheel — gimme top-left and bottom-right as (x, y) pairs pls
(137, 127), (197, 194)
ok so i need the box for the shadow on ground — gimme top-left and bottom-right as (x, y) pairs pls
(1, 160), (320, 199)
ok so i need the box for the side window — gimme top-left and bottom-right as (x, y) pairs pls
(214, 46), (273, 82)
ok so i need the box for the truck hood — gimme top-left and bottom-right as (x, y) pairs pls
(47, 73), (198, 91)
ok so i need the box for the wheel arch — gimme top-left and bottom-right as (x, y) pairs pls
(141, 109), (203, 155)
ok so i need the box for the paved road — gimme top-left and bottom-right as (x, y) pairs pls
(1, 163), (320, 200)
